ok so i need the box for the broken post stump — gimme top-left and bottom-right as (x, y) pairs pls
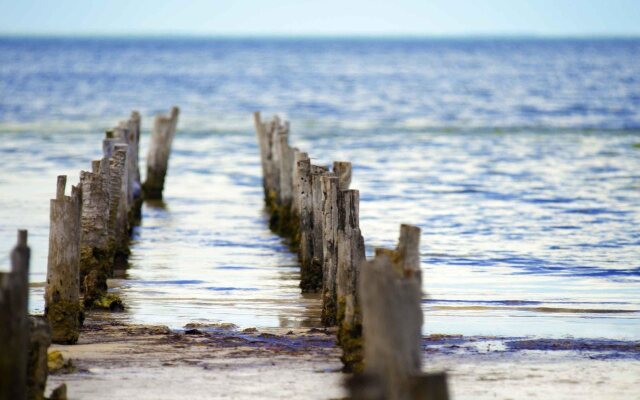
(336, 189), (366, 372)
(143, 106), (180, 200)
(333, 161), (352, 190)
(359, 224), (424, 400)
(27, 316), (51, 400)
(0, 230), (31, 400)
(321, 175), (339, 326)
(45, 176), (82, 344)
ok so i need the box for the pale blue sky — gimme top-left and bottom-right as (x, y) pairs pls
(0, 0), (639, 36)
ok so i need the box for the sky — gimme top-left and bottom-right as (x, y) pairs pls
(0, 0), (639, 37)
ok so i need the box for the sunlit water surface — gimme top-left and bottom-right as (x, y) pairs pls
(0, 38), (639, 339)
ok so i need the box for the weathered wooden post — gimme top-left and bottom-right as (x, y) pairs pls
(253, 111), (271, 198)
(357, 224), (448, 400)
(289, 150), (308, 249)
(308, 165), (330, 292)
(27, 316), (51, 400)
(262, 117), (278, 206)
(362, 225), (418, 397)
(45, 176), (82, 343)
(0, 230), (30, 400)
(79, 165), (111, 307)
(292, 151), (309, 217)
(336, 189), (366, 372)
(143, 106), (180, 200)
(297, 158), (315, 291)
(277, 131), (294, 235)
(102, 139), (124, 260)
(268, 117), (283, 218)
(124, 111), (142, 197)
(111, 126), (135, 219)
(113, 144), (130, 264)
(321, 175), (339, 326)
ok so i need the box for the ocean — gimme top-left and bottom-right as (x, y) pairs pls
(0, 37), (639, 339)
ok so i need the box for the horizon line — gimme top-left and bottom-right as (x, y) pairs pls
(1, 31), (640, 40)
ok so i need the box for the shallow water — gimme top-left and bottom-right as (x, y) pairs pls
(0, 37), (639, 339)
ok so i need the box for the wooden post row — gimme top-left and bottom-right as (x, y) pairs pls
(252, 113), (449, 398)
(0, 108), (178, 400)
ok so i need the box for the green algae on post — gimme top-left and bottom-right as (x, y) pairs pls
(87, 293), (125, 312)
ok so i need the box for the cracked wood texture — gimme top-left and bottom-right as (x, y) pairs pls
(321, 175), (339, 326)
(310, 166), (330, 293)
(336, 189), (366, 371)
(45, 176), (82, 344)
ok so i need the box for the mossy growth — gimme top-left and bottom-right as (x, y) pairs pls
(300, 258), (323, 293)
(130, 198), (143, 226)
(45, 300), (82, 345)
(80, 246), (113, 288)
(288, 212), (301, 252)
(47, 350), (75, 374)
(264, 189), (278, 213)
(337, 297), (364, 373)
(277, 203), (294, 238)
(142, 181), (164, 201)
(340, 325), (364, 373)
(87, 293), (125, 312)
(321, 290), (338, 327)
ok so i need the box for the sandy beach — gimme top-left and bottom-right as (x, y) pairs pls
(46, 314), (640, 400)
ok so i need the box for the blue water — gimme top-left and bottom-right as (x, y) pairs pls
(0, 37), (639, 339)
(1, 37), (639, 129)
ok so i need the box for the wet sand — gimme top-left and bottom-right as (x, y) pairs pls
(46, 314), (346, 399)
(46, 314), (640, 400)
